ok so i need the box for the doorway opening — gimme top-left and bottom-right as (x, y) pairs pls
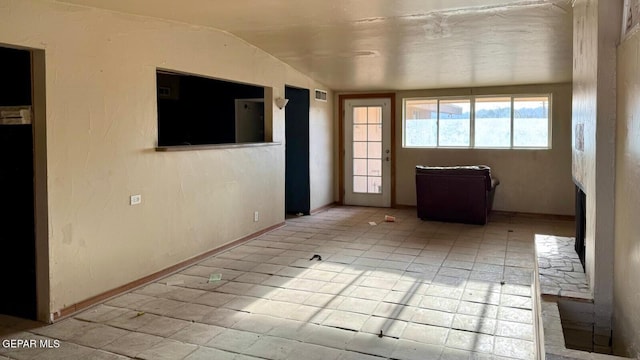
(0, 44), (48, 321)
(284, 86), (310, 215)
(339, 94), (396, 207)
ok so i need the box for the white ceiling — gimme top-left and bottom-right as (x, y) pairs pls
(56, 0), (574, 91)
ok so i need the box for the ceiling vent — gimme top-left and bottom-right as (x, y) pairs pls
(314, 89), (328, 102)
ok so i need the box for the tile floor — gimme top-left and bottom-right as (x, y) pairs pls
(0, 206), (574, 360)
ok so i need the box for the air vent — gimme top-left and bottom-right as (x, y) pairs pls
(314, 89), (327, 102)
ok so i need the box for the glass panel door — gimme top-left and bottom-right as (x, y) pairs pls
(344, 98), (391, 207)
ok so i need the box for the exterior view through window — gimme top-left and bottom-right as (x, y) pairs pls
(403, 95), (550, 149)
(352, 106), (383, 194)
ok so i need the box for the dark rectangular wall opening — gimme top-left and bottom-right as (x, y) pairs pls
(285, 86), (310, 215)
(157, 71), (265, 146)
(0, 45), (37, 319)
(575, 185), (586, 269)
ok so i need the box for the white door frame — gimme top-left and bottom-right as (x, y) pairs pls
(342, 97), (393, 207)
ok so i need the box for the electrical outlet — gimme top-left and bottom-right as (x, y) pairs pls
(130, 194), (142, 205)
(254, 211), (259, 222)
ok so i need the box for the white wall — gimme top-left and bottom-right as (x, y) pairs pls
(614, 26), (640, 358)
(395, 84), (574, 215)
(307, 85), (334, 211)
(0, 0), (333, 318)
(571, 0), (621, 346)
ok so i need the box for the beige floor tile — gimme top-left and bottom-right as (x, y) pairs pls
(31, 319), (94, 341)
(137, 298), (185, 316)
(401, 323), (449, 345)
(231, 314), (282, 334)
(161, 287), (208, 303)
(136, 339), (198, 360)
(105, 293), (156, 309)
(106, 310), (160, 331)
(201, 308), (249, 328)
(322, 311), (369, 331)
(411, 308), (454, 328)
(345, 332), (398, 358)
(420, 295), (460, 313)
(74, 305), (130, 323)
(286, 342), (342, 360)
(456, 301), (499, 319)
(183, 346), (235, 360)
(461, 289), (501, 305)
(31, 343), (94, 360)
(269, 289), (313, 304)
(301, 324), (355, 349)
(168, 323), (225, 345)
(303, 293), (344, 308)
(166, 303), (217, 323)
(243, 336), (298, 360)
(192, 291), (235, 307)
(136, 316), (191, 337)
(391, 339), (443, 360)
(219, 295), (258, 311)
(440, 347), (474, 360)
(445, 329), (494, 353)
(452, 314), (497, 335)
(336, 350), (385, 360)
(336, 297), (379, 315)
(67, 323), (129, 348)
(348, 286), (390, 301)
(102, 332), (164, 358)
(286, 305), (332, 323)
(493, 336), (535, 359)
(360, 316), (407, 338)
(77, 349), (131, 360)
(206, 328), (262, 353)
(495, 320), (534, 341)
(500, 294), (533, 310)
(266, 319), (307, 341)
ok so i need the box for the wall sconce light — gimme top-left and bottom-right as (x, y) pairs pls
(275, 97), (289, 109)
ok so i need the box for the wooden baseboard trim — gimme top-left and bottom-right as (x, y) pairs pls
(310, 202), (337, 214)
(51, 221), (286, 322)
(491, 210), (575, 222)
(392, 204), (416, 210)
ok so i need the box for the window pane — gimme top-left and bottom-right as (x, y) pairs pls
(404, 99), (437, 147)
(354, 176), (367, 193)
(353, 142), (367, 158)
(514, 97), (549, 147)
(368, 177), (382, 194)
(439, 99), (470, 146)
(367, 159), (381, 176)
(353, 159), (367, 176)
(354, 107), (368, 124)
(353, 125), (366, 141)
(367, 107), (382, 124)
(475, 97), (511, 147)
(367, 124), (382, 141)
(368, 142), (382, 159)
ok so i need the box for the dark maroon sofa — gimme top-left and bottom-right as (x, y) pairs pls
(415, 165), (499, 225)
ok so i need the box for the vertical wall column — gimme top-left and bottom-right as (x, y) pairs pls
(571, 0), (621, 351)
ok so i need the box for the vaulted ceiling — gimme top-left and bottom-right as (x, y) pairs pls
(56, 0), (574, 91)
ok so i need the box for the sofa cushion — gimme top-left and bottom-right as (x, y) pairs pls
(415, 165), (496, 190)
